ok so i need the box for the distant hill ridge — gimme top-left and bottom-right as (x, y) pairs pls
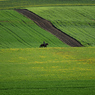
(0, 0), (95, 9)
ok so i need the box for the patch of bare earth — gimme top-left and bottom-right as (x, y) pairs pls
(15, 9), (83, 47)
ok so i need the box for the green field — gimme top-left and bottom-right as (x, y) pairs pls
(1, 6), (95, 48)
(0, 10), (69, 48)
(0, 0), (95, 95)
(0, 0), (95, 9)
(0, 47), (95, 95)
(27, 6), (95, 46)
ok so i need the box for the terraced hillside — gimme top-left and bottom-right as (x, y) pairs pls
(0, 10), (68, 48)
(28, 6), (95, 46)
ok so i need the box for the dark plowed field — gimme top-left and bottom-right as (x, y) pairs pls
(15, 9), (83, 47)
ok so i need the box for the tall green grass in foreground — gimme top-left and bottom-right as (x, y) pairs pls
(0, 47), (95, 95)
(0, 0), (95, 9)
(28, 6), (95, 47)
(0, 10), (68, 48)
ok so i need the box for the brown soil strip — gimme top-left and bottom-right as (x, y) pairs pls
(15, 9), (83, 47)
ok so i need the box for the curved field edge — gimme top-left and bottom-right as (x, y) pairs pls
(0, 10), (69, 49)
(0, 47), (95, 94)
(27, 6), (95, 47)
(0, 0), (95, 9)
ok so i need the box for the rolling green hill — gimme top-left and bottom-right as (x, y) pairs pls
(27, 6), (95, 46)
(0, 1), (95, 48)
(0, 10), (69, 48)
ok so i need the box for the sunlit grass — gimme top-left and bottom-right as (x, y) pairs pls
(0, 47), (95, 81)
(0, 47), (95, 95)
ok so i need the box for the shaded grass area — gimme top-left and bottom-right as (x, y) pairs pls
(0, 80), (95, 95)
(0, 0), (95, 9)
(0, 47), (95, 94)
(0, 10), (68, 48)
(27, 6), (95, 47)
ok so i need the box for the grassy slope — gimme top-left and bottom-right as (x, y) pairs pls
(27, 6), (95, 46)
(0, 0), (95, 9)
(0, 10), (69, 48)
(0, 47), (95, 95)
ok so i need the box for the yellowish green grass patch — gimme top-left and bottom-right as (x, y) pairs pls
(0, 47), (95, 95)
(0, 47), (95, 81)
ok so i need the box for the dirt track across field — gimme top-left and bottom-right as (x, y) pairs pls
(15, 9), (83, 47)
